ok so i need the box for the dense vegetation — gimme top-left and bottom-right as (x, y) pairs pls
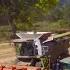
(0, 0), (70, 40)
(0, 0), (58, 30)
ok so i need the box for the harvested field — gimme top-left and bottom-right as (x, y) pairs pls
(0, 43), (17, 65)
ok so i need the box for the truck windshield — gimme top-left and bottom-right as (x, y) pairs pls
(20, 41), (34, 56)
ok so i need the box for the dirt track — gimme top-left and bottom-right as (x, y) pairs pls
(0, 43), (16, 65)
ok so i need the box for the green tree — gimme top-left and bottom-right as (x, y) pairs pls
(16, 0), (59, 31)
(0, 0), (59, 32)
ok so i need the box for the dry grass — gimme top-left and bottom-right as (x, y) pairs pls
(0, 42), (17, 65)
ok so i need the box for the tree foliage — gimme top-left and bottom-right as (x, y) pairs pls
(45, 0), (70, 32)
(16, 0), (59, 31)
(35, 0), (58, 12)
(0, 0), (59, 31)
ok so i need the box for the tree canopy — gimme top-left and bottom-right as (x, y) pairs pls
(0, 0), (59, 31)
